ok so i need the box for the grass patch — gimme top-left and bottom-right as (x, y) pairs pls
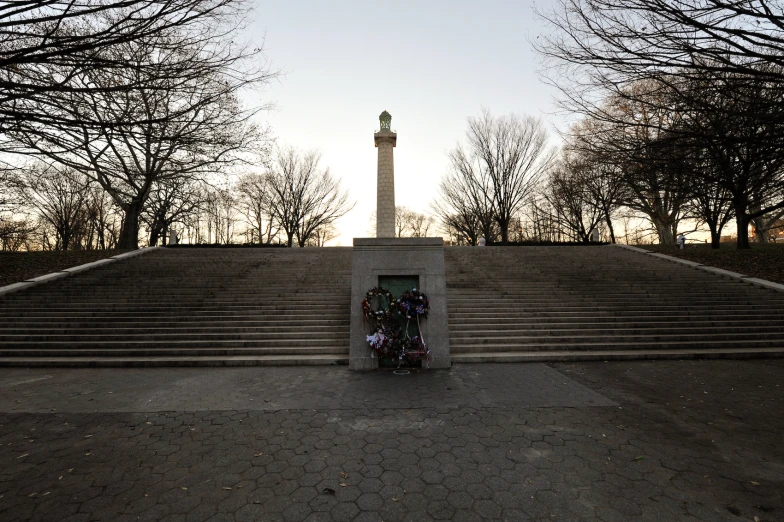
(637, 242), (784, 284)
(0, 250), (131, 288)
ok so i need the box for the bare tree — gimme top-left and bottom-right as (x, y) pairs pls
(572, 85), (690, 244)
(142, 178), (203, 246)
(676, 69), (784, 248)
(0, 0), (251, 133)
(537, 1), (784, 248)
(536, 1), (784, 91)
(82, 186), (122, 249)
(522, 196), (565, 242)
(235, 172), (277, 244)
(432, 168), (494, 245)
(4, 5), (273, 249)
(14, 163), (92, 250)
(446, 110), (554, 243)
(266, 147), (353, 248)
(545, 158), (604, 242)
(306, 223), (338, 247)
(383, 206), (434, 238)
(407, 210), (435, 238)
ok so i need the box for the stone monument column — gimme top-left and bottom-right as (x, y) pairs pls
(349, 110), (451, 370)
(374, 110), (397, 238)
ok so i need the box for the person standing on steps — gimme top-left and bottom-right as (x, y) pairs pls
(677, 233), (686, 250)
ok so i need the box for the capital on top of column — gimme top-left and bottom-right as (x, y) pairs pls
(374, 109), (397, 147)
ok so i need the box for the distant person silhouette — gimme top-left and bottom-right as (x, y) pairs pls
(677, 234), (685, 250)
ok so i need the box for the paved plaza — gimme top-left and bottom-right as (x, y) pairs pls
(0, 360), (782, 521)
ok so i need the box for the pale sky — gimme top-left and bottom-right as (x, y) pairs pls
(249, 0), (565, 245)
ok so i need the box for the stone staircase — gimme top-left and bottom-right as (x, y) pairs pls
(2, 245), (783, 367)
(0, 248), (352, 367)
(445, 246), (784, 362)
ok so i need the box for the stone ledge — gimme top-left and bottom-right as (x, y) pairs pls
(26, 272), (70, 284)
(111, 249), (156, 260)
(614, 244), (651, 254)
(353, 237), (444, 248)
(0, 246), (160, 298)
(0, 282), (33, 297)
(613, 243), (784, 293)
(744, 277), (784, 292)
(60, 258), (115, 274)
(646, 252), (704, 267)
(698, 265), (748, 279)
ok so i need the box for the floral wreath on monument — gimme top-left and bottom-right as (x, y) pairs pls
(362, 287), (431, 368)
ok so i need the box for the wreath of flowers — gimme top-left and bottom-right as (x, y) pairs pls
(397, 288), (430, 319)
(399, 335), (429, 366)
(361, 287), (396, 328)
(365, 326), (398, 357)
(362, 286), (431, 368)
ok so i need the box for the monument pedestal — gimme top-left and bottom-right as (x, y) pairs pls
(350, 238), (451, 370)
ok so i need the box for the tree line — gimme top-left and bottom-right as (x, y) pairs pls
(1, 147), (352, 251)
(531, 0), (784, 248)
(4, 1), (783, 250)
(0, 1), (355, 251)
(432, 101), (783, 247)
(435, 2), (784, 248)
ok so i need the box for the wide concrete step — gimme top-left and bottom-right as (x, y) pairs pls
(17, 283), (350, 289)
(0, 301), (352, 309)
(0, 354), (349, 367)
(447, 291), (780, 299)
(0, 330), (348, 342)
(0, 329), (348, 341)
(0, 346), (347, 356)
(0, 318), (350, 327)
(4, 285), (349, 301)
(452, 347), (784, 363)
(0, 339), (347, 348)
(448, 326), (784, 338)
(448, 307), (783, 317)
(0, 310), (351, 319)
(0, 325), (349, 335)
(446, 300), (784, 309)
(450, 332), (784, 345)
(448, 279), (742, 285)
(448, 319), (784, 329)
(450, 339), (784, 353)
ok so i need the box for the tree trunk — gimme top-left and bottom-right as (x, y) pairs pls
(118, 202), (142, 249)
(60, 228), (71, 251)
(149, 221), (162, 247)
(482, 224), (493, 244)
(604, 212), (616, 244)
(752, 216), (769, 243)
(653, 220), (676, 245)
(498, 218), (509, 244)
(707, 222), (721, 249)
(286, 230), (294, 248)
(735, 211), (751, 249)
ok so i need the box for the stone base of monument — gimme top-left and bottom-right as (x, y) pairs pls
(350, 238), (451, 370)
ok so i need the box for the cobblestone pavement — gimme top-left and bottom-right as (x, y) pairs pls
(0, 361), (781, 521)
